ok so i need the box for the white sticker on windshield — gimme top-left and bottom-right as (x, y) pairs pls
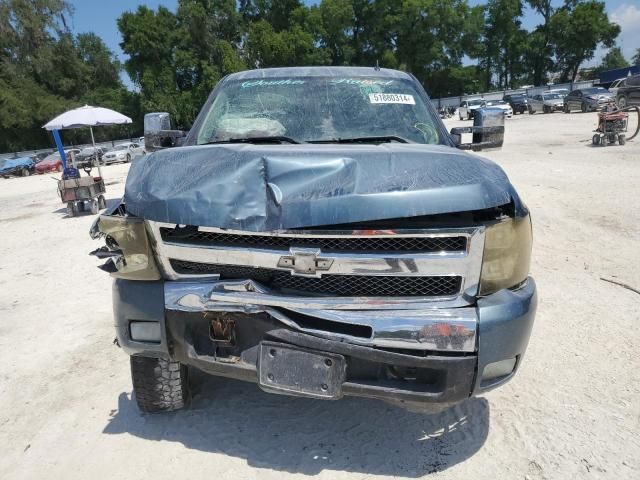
(369, 93), (415, 105)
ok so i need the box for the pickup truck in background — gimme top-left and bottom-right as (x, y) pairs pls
(503, 93), (530, 115)
(90, 67), (537, 413)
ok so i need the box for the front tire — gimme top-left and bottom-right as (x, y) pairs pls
(125, 154), (131, 163)
(130, 356), (189, 413)
(581, 102), (588, 113)
(21, 168), (30, 177)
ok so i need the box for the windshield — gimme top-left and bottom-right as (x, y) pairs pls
(485, 100), (506, 106)
(543, 93), (562, 100)
(111, 145), (129, 151)
(194, 77), (443, 144)
(80, 148), (97, 155)
(467, 99), (483, 106)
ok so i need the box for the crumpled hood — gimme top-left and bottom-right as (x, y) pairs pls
(124, 143), (521, 231)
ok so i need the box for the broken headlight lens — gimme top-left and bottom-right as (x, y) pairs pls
(479, 215), (532, 295)
(91, 214), (161, 281)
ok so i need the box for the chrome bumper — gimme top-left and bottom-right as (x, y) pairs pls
(165, 280), (477, 353)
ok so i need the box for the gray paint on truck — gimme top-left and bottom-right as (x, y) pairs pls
(124, 143), (524, 231)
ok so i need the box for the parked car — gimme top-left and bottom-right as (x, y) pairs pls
(91, 66), (536, 414)
(548, 88), (569, 98)
(0, 156), (35, 178)
(608, 78), (626, 96)
(481, 99), (513, 117)
(76, 146), (107, 169)
(528, 92), (565, 113)
(102, 142), (146, 164)
(35, 149), (81, 174)
(503, 93), (529, 114)
(33, 151), (54, 163)
(458, 98), (484, 120)
(563, 87), (614, 113)
(616, 74), (640, 108)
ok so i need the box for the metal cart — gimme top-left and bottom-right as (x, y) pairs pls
(592, 110), (629, 146)
(58, 176), (106, 216)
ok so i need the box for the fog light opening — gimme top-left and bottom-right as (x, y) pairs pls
(481, 357), (517, 384)
(129, 321), (162, 343)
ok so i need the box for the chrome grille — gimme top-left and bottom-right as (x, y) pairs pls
(148, 221), (485, 307)
(170, 260), (462, 297)
(160, 227), (467, 253)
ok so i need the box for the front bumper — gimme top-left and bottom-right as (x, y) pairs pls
(113, 278), (537, 404)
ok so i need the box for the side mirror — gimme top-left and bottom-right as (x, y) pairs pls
(144, 112), (186, 152)
(450, 108), (505, 151)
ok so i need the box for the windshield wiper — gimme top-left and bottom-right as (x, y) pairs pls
(203, 136), (302, 145)
(309, 135), (411, 144)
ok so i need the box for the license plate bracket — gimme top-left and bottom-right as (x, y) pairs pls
(258, 342), (346, 399)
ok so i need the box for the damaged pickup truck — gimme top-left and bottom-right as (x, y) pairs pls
(90, 67), (536, 413)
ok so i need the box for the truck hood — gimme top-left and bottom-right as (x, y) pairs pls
(124, 143), (523, 231)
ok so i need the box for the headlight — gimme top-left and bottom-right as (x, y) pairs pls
(479, 215), (532, 295)
(90, 214), (160, 280)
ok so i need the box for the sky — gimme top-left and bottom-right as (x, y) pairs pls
(68, 0), (640, 88)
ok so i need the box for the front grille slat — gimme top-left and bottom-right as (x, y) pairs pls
(160, 228), (466, 253)
(169, 260), (462, 297)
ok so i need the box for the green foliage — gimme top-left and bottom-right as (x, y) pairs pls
(549, 0), (620, 82)
(482, 0), (532, 89)
(118, 1), (247, 129)
(599, 47), (629, 71)
(525, 0), (554, 86)
(0, 0), (137, 152)
(633, 49), (640, 66)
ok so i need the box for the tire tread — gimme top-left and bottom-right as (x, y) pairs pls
(130, 356), (188, 413)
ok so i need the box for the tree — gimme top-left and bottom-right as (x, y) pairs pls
(0, 0), (134, 151)
(526, 0), (555, 85)
(549, 0), (620, 82)
(312, 0), (356, 65)
(483, 0), (529, 89)
(631, 48), (640, 66)
(599, 47), (629, 71)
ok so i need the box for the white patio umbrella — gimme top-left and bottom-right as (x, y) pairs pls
(43, 105), (132, 176)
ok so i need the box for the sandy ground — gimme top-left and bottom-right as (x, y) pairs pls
(0, 111), (639, 480)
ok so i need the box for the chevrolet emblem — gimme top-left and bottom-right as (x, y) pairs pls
(277, 248), (334, 277)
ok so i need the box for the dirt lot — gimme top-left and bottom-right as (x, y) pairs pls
(1, 111), (639, 480)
